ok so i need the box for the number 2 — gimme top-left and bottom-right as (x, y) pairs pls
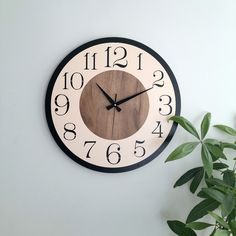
(153, 70), (164, 87)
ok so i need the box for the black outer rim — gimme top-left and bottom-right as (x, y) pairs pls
(45, 37), (181, 173)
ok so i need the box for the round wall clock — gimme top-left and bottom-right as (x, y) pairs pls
(45, 37), (181, 173)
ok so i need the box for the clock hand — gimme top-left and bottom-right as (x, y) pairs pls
(106, 86), (153, 110)
(96, 83), (121, 112)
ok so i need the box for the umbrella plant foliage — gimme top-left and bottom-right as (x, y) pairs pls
(166, 113), (236, 236)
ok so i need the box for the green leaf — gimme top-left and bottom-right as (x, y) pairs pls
(210, 228), (216, 236)
(214, 229), (230, 236)
(186, 199), (219, 223)
(214, 125), (236, 136)
(201, 112), (211, 139)
(229, 220), (236, 235)
(169, 116), (200, 140)
(174, 167), (202, 188)
(201, 144), (213, 177)
(206, 178), (233, 190)
(205, 175), (214, 187)
(213, 185), (228, 194)
(190, 168), (204, 193)
(227, 209), (236, 222)
(221, 142), (236, 150)
(213, 163), (229, 170)
(205, 143), (227, 160)
(186, 221), (213, 230)
(204, 139), (221, 146)
(223, 170), (235, 187)
(222, 192), (235, 216)
(167, 220), (197, 236)
(197, 190), (209, 198)
(165, 142), (199, 162)
(202, 188), (225, 203)
(208, 211), (230, 229)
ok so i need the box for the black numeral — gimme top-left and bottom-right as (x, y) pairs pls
(105, 46), (111, 67)
(106, 143), (121, 165)
(64, 123), (76, 140)
(153, 70), (164, 87)
(152, 121), (163, 138)
(63, 72), (84, 90)
(159, 95), (172, 116)
(137, 53), (143, 70)
(84, 141), (96, 158)
(84, 52), (97, 70)
(105, 46), (128, 68)
(55, 94), (70, 116)
(134, 140), (146, 157)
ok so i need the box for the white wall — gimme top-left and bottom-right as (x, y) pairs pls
(0, 0), (235, 235)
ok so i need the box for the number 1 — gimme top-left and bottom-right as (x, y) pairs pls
(137, 53), (143, 70)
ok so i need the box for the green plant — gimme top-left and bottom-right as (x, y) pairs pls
(165, 113), (236, 236)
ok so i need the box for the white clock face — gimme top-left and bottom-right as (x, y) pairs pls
(45, 38), (181, 172)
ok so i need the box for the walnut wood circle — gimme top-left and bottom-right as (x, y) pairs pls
(79, 70), (149, 140)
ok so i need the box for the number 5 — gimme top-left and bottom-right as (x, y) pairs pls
(134, 140), (146, 158)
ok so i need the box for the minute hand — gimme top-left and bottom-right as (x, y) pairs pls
(106, 86), (153, 110)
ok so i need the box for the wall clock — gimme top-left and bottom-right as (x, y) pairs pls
(45, 37), (181, 173)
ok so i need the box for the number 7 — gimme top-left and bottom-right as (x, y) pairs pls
(84, 141), (96, 158)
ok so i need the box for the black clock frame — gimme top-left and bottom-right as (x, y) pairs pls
(45, 37), (181, 173)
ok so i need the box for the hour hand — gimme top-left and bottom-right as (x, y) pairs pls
(96, 83), (121, 112)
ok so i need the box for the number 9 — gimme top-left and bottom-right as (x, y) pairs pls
(55, 94), (70, 116)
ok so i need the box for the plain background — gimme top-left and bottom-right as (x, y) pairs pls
(0, 0), (236, 235)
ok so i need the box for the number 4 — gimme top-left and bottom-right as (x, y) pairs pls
(152, 121), (163, 138)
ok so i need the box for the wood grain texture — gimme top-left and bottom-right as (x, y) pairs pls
(80, 70), (149, 140)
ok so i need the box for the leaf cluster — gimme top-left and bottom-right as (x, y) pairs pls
(166, 113), (236, 236)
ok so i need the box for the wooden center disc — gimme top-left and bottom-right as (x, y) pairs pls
(80, 70), (149, 140)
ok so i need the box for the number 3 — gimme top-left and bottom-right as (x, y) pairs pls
(159, 95), (172, 116)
